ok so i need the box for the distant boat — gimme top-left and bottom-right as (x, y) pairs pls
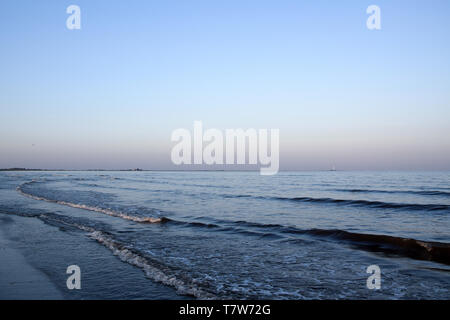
(330, 165), (336, 171)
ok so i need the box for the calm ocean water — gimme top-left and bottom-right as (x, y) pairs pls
(0, 171), (449, 299)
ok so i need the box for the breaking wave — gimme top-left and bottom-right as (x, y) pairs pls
(17, 181), (167, 224)
(1, 207), (214, 299)
(168, 218), (450, 265)
(87, 230), (215, 299)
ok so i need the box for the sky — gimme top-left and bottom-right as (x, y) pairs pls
(0, 0), (449, 170)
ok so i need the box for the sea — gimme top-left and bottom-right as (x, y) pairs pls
(0, 171), (449, 299)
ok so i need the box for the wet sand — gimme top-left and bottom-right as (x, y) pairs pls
(0, 214), (63, 299)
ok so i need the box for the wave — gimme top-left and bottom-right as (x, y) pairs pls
(87, 230), (214, 299)
(336, 189), (450, 197)
(1, 208), (213, 299)
(17, 181), (167, 224)
(168, 218), (450, 265)
(280, 196), (450, 211)
(223, 194), (450, 212)
(304, 229), (450, 265)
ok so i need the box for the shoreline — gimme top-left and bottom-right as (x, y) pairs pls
(0, 214), (63, 300)
(0, 212), (185, 300)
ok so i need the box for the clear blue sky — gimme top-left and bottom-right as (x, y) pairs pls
(1, 0), (449, 170)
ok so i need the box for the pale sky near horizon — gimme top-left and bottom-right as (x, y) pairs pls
(1, 0), (449, 170)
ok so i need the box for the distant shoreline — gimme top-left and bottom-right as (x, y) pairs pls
(1, 168), (449, 172)
(0, 168), (268, 172)
(0, 168), (279, 172)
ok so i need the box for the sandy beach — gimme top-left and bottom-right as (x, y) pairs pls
(0, 214), (63, 299)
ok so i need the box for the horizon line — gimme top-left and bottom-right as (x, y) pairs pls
(1, 168), (449, 173)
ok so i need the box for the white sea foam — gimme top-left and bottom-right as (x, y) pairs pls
(17, 182), (163, 224)
(34, 211), (214, 299)
(88, 230), (215, 299)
